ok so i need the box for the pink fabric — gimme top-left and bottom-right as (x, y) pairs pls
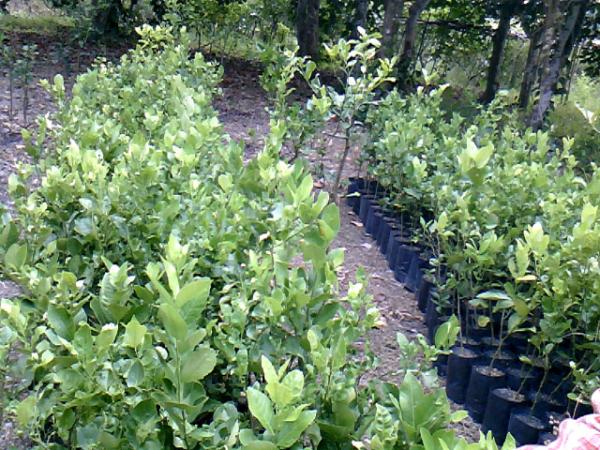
(518, 389), (600, 450)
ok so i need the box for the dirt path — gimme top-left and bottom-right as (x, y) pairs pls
(0, 38), (480, 446)
(193, 56), (482, 440)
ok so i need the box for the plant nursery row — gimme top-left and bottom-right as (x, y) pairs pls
(346, 86), (600, 447)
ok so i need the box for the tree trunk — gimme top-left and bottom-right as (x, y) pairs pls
(379, 0), (405, 58)
(91, 0), (123, 35)
(398, 0), (431, 89)
(529, 0), (588, 129)
(296, 0), (321, 60)
(150, 0), (167, 23)
(519, 27), (542, 109)
(351, 0), (369, 38)
(481, 0), (520, 104)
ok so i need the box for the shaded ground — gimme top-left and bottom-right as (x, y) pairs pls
(0, 33), (480, 446)
(213, 56), (271, 159)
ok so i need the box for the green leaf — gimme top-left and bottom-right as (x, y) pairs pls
(524, 222), (549, 254)
(243, 442), (278, 450)
(73, 324), (93, 355)
(127, 360), (145, 387)
(163, 261), (180, 296)
(175, 278), (211, 308)
(515, 241), (529, 277)
(435, 316), (460, 349)
(158, 303), (187, 341)
(276, 409), (317, 448)
(477, 316), (491, 328)
(435, 212), (448, 233)
(265, 368), (303, 408)
(96, 324), (118, 352)
(281, 369), (304, 395)
(297, 174), (314, 202)
(74, 217), (94, 237)
(77, 423), (100, 449)
(476, 290), (511, 302)
(218, 174), (233, 192)
(516, 274), (536, 282)
(239, 428), (258, 446)
(16, 396), (36, 426)
(99, 431), (121, 449)
(420, 428), (436, 450)
(512, 297), (530, 318)
(132, 400), (158, 423)
(318, 204), (340, 242)
(581, 202), (597, 227)
(331, 335), (347, 371)
(247, 387), (275, 434)
(328, 248), (345, 267)
(502, 433), (517, 450)
(450, 410), (468, 422)
(0, 223), (19, 249)
(181, 346), (217, 382)
(47, 305), (75, 339)
(4, 243), (27, 269)
(261, 355), (279, 385)
(474, 143), (494, 169)
(123, 316), (147, 350)
(507, 313), (523, 333)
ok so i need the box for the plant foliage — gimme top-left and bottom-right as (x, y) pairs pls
(0, 26), (514, 450)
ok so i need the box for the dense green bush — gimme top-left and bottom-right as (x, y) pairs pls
(0, 26), (516, 450)
(1, 25), (366, 449)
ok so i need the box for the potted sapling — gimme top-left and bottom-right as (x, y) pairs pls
(444, 275), (480, 405)
(417, 211), (451, 313)
(567, 359), (599, 419)
(506, 222), (579, 445)
(467, 289), (526, 425)
(506, 310), (571, 445)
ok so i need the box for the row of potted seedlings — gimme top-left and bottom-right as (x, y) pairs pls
(346, 177), (593, 447)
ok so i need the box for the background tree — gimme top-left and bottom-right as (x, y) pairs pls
(529, 0), (591, 129)
(351, 0), (370, 37)
(379, 0), (405, 58)
(519, 1), (544, 109)
(297, 0), (321, 59)
(481, 0), (522, 103)
(577, 2), (600, 77)
(397, 0), (432, 89)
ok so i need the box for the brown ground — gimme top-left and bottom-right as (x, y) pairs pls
(0, 33), (480, 447)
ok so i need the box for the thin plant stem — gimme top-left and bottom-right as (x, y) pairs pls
(332, 128), (352, 203)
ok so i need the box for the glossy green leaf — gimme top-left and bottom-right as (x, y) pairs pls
(247, 387), (275, 434)
(4, 243), (27, 269)
(276, 409), (317, 448)
(181, 346), (217, 382)
(158, 303), (187, 341)
(123, 316), (147, 349)
(47, 305), (75, 340)
(175, 278), (211, 308)
(127, 360), (145, 387)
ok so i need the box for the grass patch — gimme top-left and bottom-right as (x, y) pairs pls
(0, 14), (74, 35)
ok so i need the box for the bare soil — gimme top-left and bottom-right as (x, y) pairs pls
(0, 34), (481, 447)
